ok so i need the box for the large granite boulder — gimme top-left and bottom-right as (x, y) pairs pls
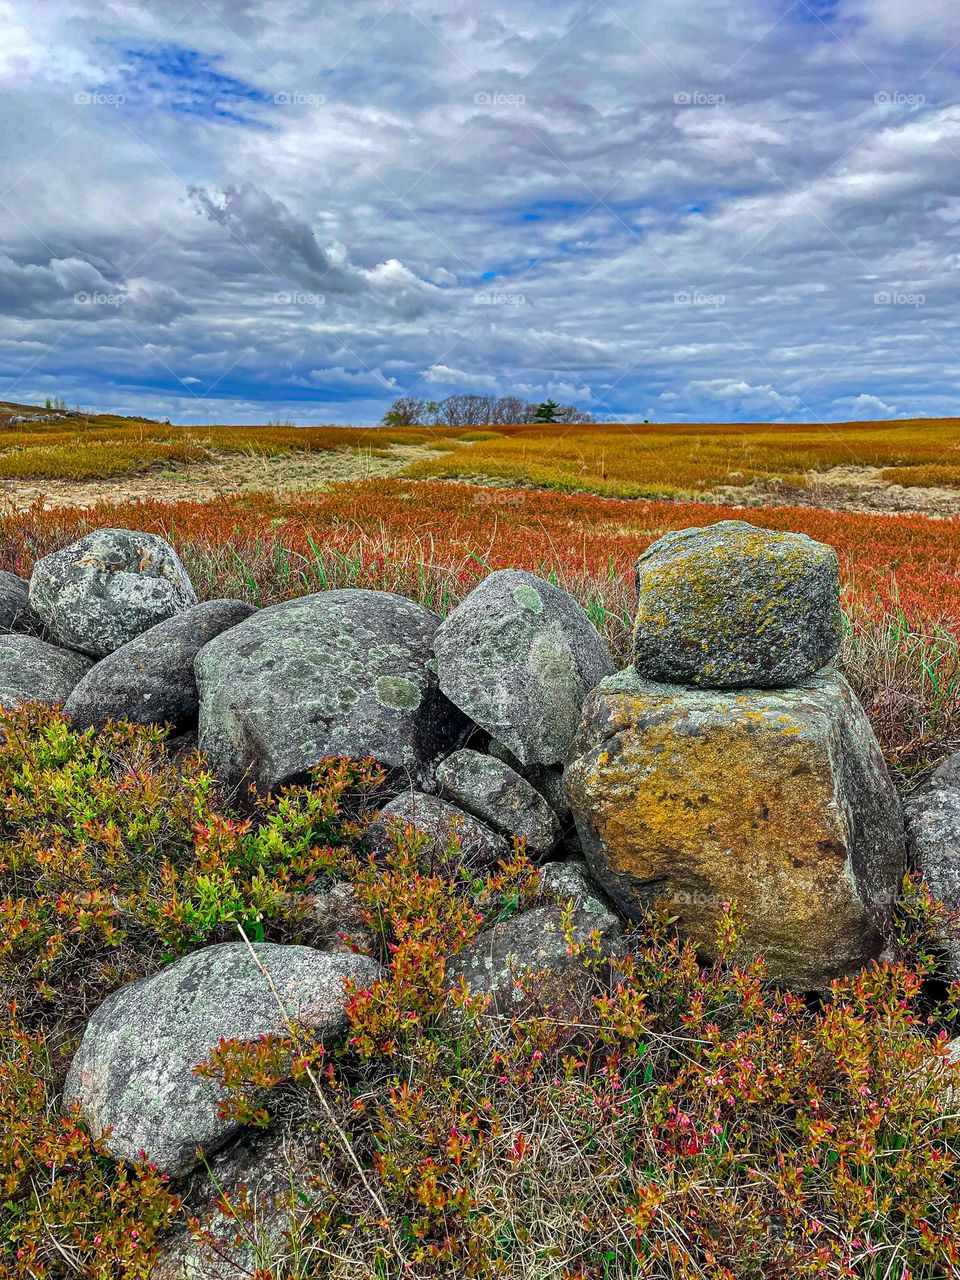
(436, 748), (560, 855)
(364, 789), (509, 871)
(434, 570), (613, 768)
(565, 667), (905, 989)
(633, 521), (842, 688)
(65, 600), (256, 731)
(196, 590), (468, 795)
(0, 633), (93, 708)
(30, 530), (198, 658)
(64, 942), (382, 1176)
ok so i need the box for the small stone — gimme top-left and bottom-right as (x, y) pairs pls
(566, 666), (905, 989)
(64, 942), (382, 1176)
(0, 633), (93, 708)
(30, 529), (198, 657)
(365, 790), (509, 870)
(489, 737), (573, 824)
(633, 520), (842, 688)
(447, 899), (622, 1028)
(436, 748), (560, 854)
(434, 569), (613, 767)
(65, 600), (255, 731)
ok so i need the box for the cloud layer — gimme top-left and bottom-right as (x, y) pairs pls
(1, 0), (958, 424)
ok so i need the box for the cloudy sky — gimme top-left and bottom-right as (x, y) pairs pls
(1, 0), (958, 425)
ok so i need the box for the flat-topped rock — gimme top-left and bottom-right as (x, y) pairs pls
(566, 666), (904, 988)
(633, 521), (842, 688)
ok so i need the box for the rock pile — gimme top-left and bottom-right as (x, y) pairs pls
(566, 520), (906, 989)
(0, 518), (929, 1211)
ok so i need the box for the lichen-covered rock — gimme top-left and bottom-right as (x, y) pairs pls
(488, 737), (573, 824)
(905, 778), (960, 978)
(433, 570), (613, 768)
(65, 600), (256, 731)
(29, 529), (198, 657)
(447, 897), (622, 1027)
(364, 789), (509, 870)
(0, 633), (93, 708)
(539, 857), (612, 914)
(633, 521), (842, 688)
(566, 667), (904, 988)
(150, 1128), (314, 1279)
(436, 748), (560, 854)
(0, 570), (41, 634)
(64, 942), (382, 1176)
(196, 590), (468, 795)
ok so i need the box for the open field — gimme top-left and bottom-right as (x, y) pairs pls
(7, 404), (960, 516)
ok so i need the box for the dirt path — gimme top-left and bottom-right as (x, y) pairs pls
(0, 443), (442, 512)
(703, 465), (960, 517)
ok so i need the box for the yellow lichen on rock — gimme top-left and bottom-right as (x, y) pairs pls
(565, 667), (905, 988)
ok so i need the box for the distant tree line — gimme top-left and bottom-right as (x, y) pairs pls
(380, 394), (595, 427)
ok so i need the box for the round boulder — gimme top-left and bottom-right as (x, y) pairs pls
(0, 633), (93, 709)
(433, 570), (613, 768)
(65, 599), (256, 731)
(29, 529), (198, 658)
(633, 520), (842, 688)
(196, 590), (469, 795)
(64, 942), (382, 1176)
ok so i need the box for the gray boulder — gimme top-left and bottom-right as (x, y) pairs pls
(30, 529), (198, 658)
(364, 789), (509, 870)
(633, 520), (842, 688)
(150, 1128), (314, 1280)
(434, 570), (613, 768)
(539, 857), (612, 914)
(196, 590), (468, 795)
(0, 633), (93, 709)
(489, 737), (573, 824)
(566, 666), (905, 989)
(0, 570), (40, 634)
(436, 748), (560, 855)
(905, 777), (960, 977)
(64, 600), (256, 731)
(64, 942), (382, 1176)
(448, 896), (622, 1027)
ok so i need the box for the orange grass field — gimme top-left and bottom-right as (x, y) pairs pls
(1, 477), (958, 626)
(6, 403), (960, 493)
(408, 419), (960, 498)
